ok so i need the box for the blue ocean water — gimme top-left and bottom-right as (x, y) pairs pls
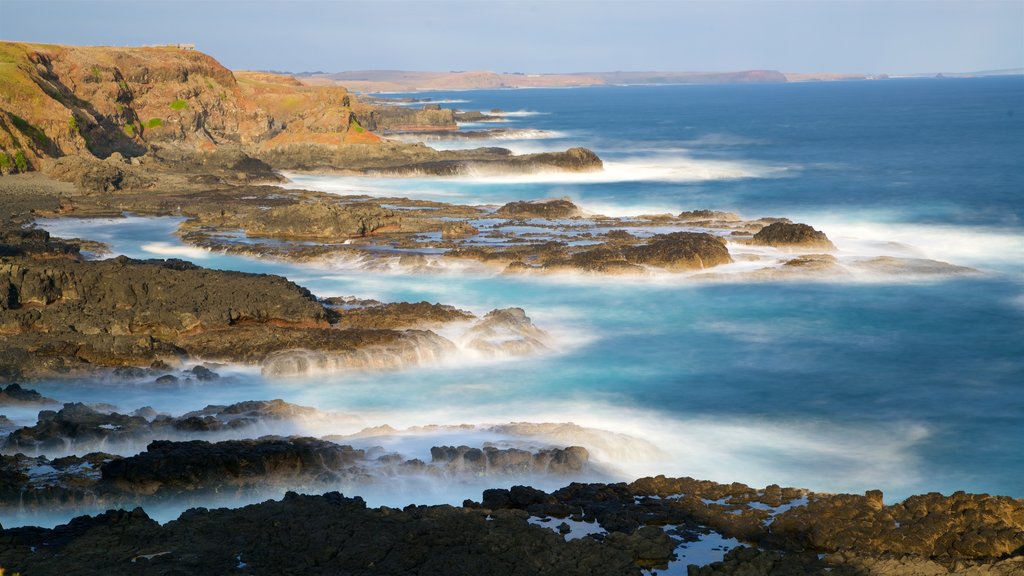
(34, 78), (1024, 511)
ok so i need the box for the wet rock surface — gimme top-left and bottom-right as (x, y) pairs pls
(0, 383), (58, 405)
(3, 399), (316, 454)
(496, 198), (584, 219)
(752, 222), (836, 250)
(0, 475), (1020, 575)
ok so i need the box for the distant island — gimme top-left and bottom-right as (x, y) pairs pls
(299, 68), (1024, 92)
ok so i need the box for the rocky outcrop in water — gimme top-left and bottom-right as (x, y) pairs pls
(753, 222), (836, 250)
(431, 445), (589, 476)
(0, 383), (56, 406)
(2, 399), (318, 454)
(101, 437), (363, 496)
(624, 232), (733, 271)
(496, 198), (583, 219)
(463, 307), (550, 356)
(242, 199), (401, 240)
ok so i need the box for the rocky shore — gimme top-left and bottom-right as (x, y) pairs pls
(2, 40), (1016, 576)
(0, 474), (1020, 575)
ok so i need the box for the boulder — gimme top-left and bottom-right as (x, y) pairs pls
(752, 222), (835, 250)
(625, 232), (733, 271)
(495, 198), (582, 219)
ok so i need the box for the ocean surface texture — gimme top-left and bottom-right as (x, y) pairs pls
(36, 78), (1024, 518)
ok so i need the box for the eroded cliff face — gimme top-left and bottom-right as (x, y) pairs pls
(0, 42), (456, 174)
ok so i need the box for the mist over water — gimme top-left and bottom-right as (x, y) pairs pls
(21, 78), (1024, 526)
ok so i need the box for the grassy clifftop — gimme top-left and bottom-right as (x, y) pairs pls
(0, 42), (390, 174)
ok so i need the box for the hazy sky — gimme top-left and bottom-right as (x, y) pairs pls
(1, 0), (1021, 74)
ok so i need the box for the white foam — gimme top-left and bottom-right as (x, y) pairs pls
(488, 110), (548, 117)
(809, 218), (1024, 272)
(140, 242), (211, 260)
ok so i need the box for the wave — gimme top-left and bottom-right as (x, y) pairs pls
(457, 156), (795, 185)
(803, 218), (1024, 273)
(488, 110), (549, 117)
(140, 242), (212, 260)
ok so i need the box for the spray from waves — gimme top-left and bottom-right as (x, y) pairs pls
(388, 129), (567, 142)
(279, 155), (795, 201)
(270, 398), (932, 500)
(801, 217), (1024, 273)
(457, 156), (795, 185)
(487, 110), (549, 117)
(140, 241), (212, 260)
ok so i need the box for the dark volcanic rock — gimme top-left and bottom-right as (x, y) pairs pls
(3, 399), (319, 454)
(244, 200), (400, 240)
(5, 403), (150, 454)
(0, 492), (642, 575)
(0, 253), (486, 376)
(430, 445), (589, 476)
(100, 437), (363, 496)
(495, 198), (582, 219)
(625, 232), (733, 271)
(1, 474), (1021, 575)
(0, 383), (57, 405)
(753, 222), (835, 250)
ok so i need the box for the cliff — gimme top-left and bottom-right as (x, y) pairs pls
(0, 42), (456, 174)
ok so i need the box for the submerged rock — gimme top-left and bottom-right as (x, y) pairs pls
(463, 308), (549, 356)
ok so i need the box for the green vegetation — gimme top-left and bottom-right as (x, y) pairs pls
(0, 152), (11, 172)
(350, 117), (365, 133)
(123, 123), (136, 137)
(68, 114), (80, 135)
(10, 114), (51, 148)
(14, 150), (28, 172)
(146, 117), (163, 128)
(169, 98), (188, 110)
(118, 79), (130, 93)
(90, 65), (102, 81)
(206, 79), (214, 89)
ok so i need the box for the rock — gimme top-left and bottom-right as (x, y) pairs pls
(463, 308), (549, 356)
(243, 200), (400, 240)
(678, 210), (741, 222)
(495, 198), (582, 219)
(442, 220), (480, 239)
(0, 491), (641, 575)
(99, 437), (364, 496)
(4, 402), (150, 454)
(625, 232), (733, 271)
(333, 301), (475, 330)
(3, 399), (320, 455)
(430, 445), (589, 476)
(0, 383), (57, 406)
(187, 365), (220, 381)
(752, 222), (835, 250)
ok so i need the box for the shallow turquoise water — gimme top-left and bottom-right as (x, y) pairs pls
(30, 78), (1024, 507)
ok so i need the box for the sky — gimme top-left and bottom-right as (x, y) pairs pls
(0, 0), (1021, 74)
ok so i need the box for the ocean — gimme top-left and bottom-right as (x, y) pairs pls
(31, 77), (1024, 521)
